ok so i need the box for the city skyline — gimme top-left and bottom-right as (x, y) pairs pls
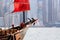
(0, 0), (60, 27)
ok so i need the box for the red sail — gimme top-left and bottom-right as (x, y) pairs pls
(13, 0), (30, 12)
(14, 0), (29, 3)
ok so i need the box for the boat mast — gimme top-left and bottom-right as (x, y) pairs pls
(23, 11), (25, 23)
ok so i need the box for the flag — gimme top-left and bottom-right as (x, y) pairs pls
(13, 0), (30, 12)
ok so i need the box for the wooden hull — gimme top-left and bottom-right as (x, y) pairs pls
(0, 18), (37, 40)
(0, 27), (29, 40)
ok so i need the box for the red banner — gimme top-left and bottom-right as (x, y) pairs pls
(13, 0), (30, 12)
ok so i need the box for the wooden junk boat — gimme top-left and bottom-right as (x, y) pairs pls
(0, 18), (38, 40)
(0, 0), (38, 40)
